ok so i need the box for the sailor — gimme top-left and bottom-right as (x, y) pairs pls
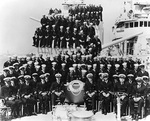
(59, 63), (68, 84)
(66, 67), (76, 82)
(52, 24), (57, 49)
(40, 15), (47, 27)
(21, 75), (35, 115)
(88, 23), (95, 39)
(127, 55), (135, 71)
(37, 74), (49, 114)
(114, 74), (128, 116)
(84, 73), (97, 111)
(0, 68), (10, 86)
(129, 63), (139, 77)
(99, 73), (112, 115)
(45, 56), (52, 73)
(26, 61), (36, 76)
(91, 63), (98, 83)
(50, 73), (65, 106)
(13, 63), (20, 77)
(114, 64), (121, 75)
(129, 77), (146, 118)
(120, 62), (129, 76)
(49, 62), (58, 83)
(1, 77), (19, 117)
(59, 26), (66, 49)
(137, 64), (149, 77)
(3, 56), (12, 68)
(72, 28), (79, 48)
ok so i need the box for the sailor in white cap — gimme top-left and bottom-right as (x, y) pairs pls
(84, 72), (97, 110)
(50, 73), (65, 106)
(137, 63), (149, 77)
(67, 67), (75, 82)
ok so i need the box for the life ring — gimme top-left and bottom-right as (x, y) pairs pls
(67, 80), (84, 96)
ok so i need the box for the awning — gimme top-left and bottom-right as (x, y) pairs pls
(102, 32), (143, 50)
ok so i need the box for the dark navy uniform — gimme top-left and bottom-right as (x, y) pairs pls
(50, 73), (65, 106)
(84, 73), (97, 110)
(129, 77), (146, 117)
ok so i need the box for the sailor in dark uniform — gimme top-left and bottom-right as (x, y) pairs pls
(50, 73), (65, 106)
(99, 73), (113, 114)
(137, 64), (149, 77)
(0, 68), (10, 87)
(59, 26), (66, 49)
(3, 56), (12, 68)
(114, 74), (128, 116)
(59, 63), (68, 84)
(37, 74), (49, 113)
(1, 77), (19, 117)
(84, 73), (97, 111)
(129, 77), (146, 118)
(66, 67), (76, 82)
(88, 23), (95, 39)
(20, 75), (35, 115)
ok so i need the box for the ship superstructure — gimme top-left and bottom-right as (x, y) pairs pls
(111, 0), (150, 57)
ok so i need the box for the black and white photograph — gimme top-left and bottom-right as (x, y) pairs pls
(0, 0), (150, 121)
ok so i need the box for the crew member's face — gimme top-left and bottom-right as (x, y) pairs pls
(103, 77), (108, 82)
(9, 69), (14, 75)
(137, 81), (142, 85)
(3, 71), (8, 77)
(119, 78), (125, 83)
(56, 78), (60, 83)
(19, 80), (24, 84)
(5, 81), (10, 87)
(41, 79), (45, 84)
(11, 80), (15, 86)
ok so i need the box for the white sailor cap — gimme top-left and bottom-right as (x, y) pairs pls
(60, 26), (63, 28)
(86, 73), (93, 78)
(45, 73), (50, 77)
(73, 64), (77, 67)
(24, 75), (31, 80)
(35, 65), (40, 69)
(9, 66), (15, 70)
(40, 74), (45, 79)
(115, 64), (120, 68)
(107, 64), (112, 67)
(93, 63), (97, 67)
(55, 73), (62, 78)
(122, 62), (127, 66)
(27, 61), (33, 65)
(127, 74), (134, 77)
(52, 62), (57, 65)
(81, 69), (87, 74)
(69, 67), (74, 71)
(19, 66), (24, 70)
(134, 63), (139, 67)
(87, 65), (92, 68)
(61, 63), (66, 66)
(41, 64), (46, 68)
(32, 73), (38, 76)
(13, 63), (19, 66)
(3, 67), (10, 71)
(100, 64), (104, 67)
(119, 74), (126, 78)
(142, 76), (149, 80)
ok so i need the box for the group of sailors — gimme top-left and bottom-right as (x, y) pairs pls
(68, 4), (103, 21)
(32, 4), (102, 55)
(48, 8), (62, 15)
(0, 48), (150, 119)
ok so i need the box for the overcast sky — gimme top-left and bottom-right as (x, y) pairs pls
(0, 0), (124, 55)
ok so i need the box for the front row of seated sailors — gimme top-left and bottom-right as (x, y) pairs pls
(1, 72), (150, 119)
